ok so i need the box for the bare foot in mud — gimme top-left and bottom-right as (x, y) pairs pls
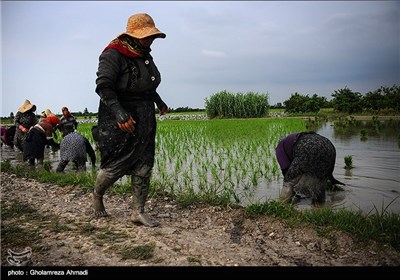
(131, 211), (160, 227)
(92, 193), (108, 217)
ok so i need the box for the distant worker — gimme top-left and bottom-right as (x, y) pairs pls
(1, 125), (16, 148)
(39, 108), (56, 122)
(23, 115), (61, 166)
(58, 107), (78, 137)
(14, 99), (38, 152)
(56, 130), (96, 172)
(39, 109), (58, 143)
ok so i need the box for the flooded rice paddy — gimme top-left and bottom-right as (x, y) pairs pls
(258, 121), (400, 214)
(1, 118), (399, 214)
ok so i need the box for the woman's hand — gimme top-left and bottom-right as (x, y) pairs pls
(117, 116), (136, 133)
(18, 125), (27, 133)
(159, 105), (168, 116)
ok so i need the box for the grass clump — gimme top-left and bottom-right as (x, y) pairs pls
(245, 199), (400, 251)
(120, 242), (156, 260)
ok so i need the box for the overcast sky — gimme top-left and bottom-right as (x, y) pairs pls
(1, 1), (399, 116)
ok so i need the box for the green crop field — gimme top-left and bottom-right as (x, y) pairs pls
(77, 118), (306, 205)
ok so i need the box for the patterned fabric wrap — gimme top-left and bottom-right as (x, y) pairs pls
(60, 131), (87, 162)
(59, 115), (78, 136)
(14, 111), (38, 129)
(14, 111), (38, 151)
(284, 132), (337, 197)
(103, 36), (147, 59)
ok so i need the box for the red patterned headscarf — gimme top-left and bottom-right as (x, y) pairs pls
(102, 35), (149, 58)
(45, 115), (61, 127)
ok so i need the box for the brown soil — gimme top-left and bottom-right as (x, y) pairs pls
(1, 171), (399, 268)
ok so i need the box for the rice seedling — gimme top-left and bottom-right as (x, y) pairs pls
(360, 129), (368, 141)
(43, 160), (52, 172)
(153, 118), (306, 206)
(344, 155), (353, 170)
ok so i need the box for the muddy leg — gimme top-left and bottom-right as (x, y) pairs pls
(280, 175), (301, 203)
(130, 176), (159, 227)
(56, 160), (68, 173)
(92, 169), (116, 217)
(28, 158), (35, 166)
(280, 182), (295, 203)
(294, 174), (326, 204)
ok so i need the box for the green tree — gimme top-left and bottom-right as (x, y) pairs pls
(363, 89), (384, 111)
(284, 93), (325, 113)
(283, 92), (308, 113)
(307, 94), (326, 113)
(381, 84), (400, 113)
(331, 87), (363, 114)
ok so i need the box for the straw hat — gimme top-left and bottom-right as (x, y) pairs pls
(18, 99), (36, 113)
(45, 109), (55, 117)
(118, 13), (166, 39)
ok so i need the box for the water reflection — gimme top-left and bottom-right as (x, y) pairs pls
(317, 120), (399, 214)
(256, 119), (400, 214)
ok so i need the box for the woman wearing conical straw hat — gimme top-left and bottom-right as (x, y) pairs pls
(14, 99), (38, 152)
(39, 108), (55, 122)
(92, 13), (168, 227)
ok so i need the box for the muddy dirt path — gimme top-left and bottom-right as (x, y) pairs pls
(1, 171), (399, 269)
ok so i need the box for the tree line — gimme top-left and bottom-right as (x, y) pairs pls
(205, 84), (399, 118)
(283, 84), (399, 114)
(2, 85), (399, 120)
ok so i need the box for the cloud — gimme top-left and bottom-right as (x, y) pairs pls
(201, 49), (227, 58)
(1, 1), (398, 115)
